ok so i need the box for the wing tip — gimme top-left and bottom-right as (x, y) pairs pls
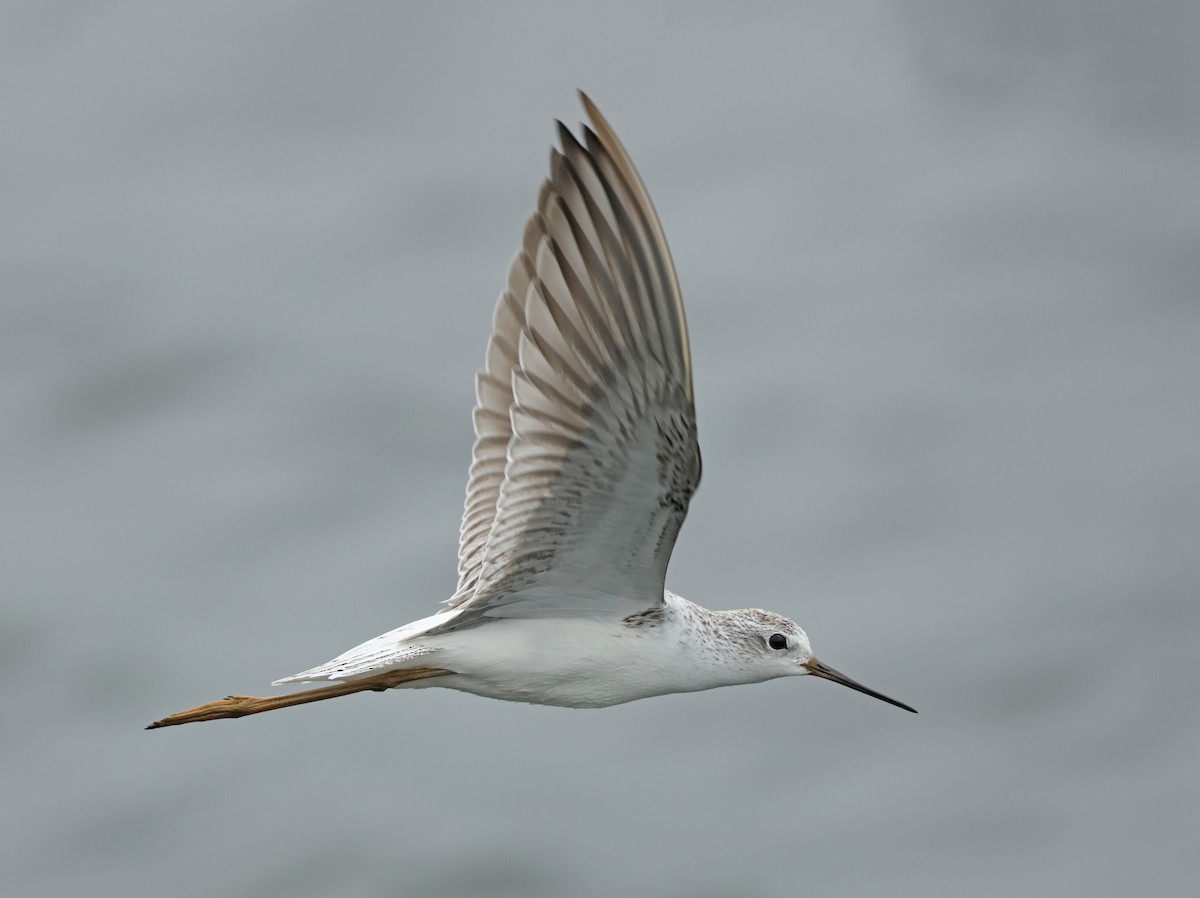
(577, 90), (616, 150)
(577, 88), (599, 123)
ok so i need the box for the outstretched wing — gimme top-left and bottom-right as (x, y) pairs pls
(272, 95), (700, 685)
(447, 92), (699, 625)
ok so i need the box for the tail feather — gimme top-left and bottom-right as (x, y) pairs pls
(271, 609), (455, 684)
(272, 644), (441, 685)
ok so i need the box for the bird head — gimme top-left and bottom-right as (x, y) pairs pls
(741, 610), (917, 713)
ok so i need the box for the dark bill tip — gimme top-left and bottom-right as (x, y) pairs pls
(806, 659), (917, 714)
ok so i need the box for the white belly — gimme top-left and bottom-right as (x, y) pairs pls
(417, 616), (717, 708)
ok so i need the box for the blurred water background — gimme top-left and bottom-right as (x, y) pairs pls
(3, 3), (1198, 896)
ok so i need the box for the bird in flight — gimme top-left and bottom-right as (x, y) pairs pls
(148, 93), (915, 729)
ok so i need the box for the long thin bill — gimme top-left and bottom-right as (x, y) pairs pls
(806, 658), (917, 714)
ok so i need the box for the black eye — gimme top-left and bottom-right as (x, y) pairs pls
(768, 633), (788, 650)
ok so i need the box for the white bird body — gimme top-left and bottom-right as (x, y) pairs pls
(275, 592), (815, 708)
(148, 92), (914, 730)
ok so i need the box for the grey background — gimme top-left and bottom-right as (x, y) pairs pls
(4, 3), (1198, 897)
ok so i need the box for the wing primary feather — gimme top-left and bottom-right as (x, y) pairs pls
(532, 235), (619, 377)
(547, 224), (638, 365)
(568, 173), (661, 371)
(552, 128), (652, 361)
(577, 91), (693, 400)
(582, 131), (675, 386)
(548, 150), (638, 356)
